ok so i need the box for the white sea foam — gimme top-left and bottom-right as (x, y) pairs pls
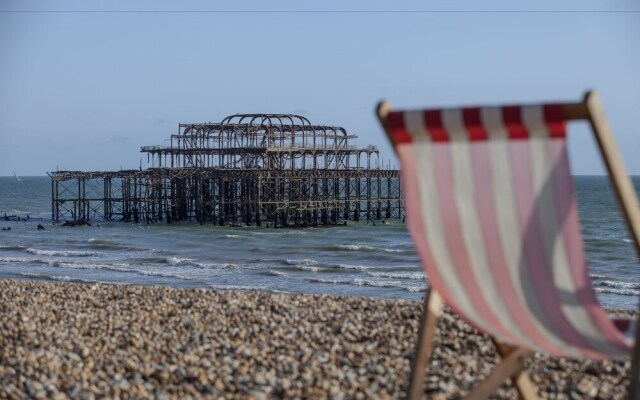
(593, 280), (640, 290)
(330, 244), (375, 251)
(354, 278), (405, 288)
(137, 269), (194, 280)
(0, 245), (27, 251)
(367, 271), (424, 280)
(353, 278), (427, 292)
(300, 265), (321, 272)
(336, 264), (370, 270)
(53, 261), (134, 274)
(595, 287), (640, 296)
(166, 256), (193, 265)
(26, 248), (102, 257)
(406, 285), (428, 292)
(594, 280), (640, 296)
(209, 284), (260, 291)
(267, 270), (290, 277)
(19, 272), (96, 284)
(0, 256), (39, 264)
(55, 262), (110, 270)
(224, 234), (241, 238)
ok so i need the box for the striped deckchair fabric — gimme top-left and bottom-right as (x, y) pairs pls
(376, 91), (640, 399)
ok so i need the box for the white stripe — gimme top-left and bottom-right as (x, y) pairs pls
(522, 106), (619, 355)
(403, 111), (489, 332)
(441, 109), (532, 346)
(481, 107), (581, 357)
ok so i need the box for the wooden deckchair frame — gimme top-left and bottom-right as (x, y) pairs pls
(376, 90), (640, 399)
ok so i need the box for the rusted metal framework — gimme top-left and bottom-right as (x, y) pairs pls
(49, 114), (403, 227)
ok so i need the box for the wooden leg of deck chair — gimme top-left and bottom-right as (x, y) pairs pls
(406, 289), (443, 400)
(464, 347), (534, 400)
(492, 339), (539, 400)
(628, 322), (640, 399)
(585, 91), (640, 400)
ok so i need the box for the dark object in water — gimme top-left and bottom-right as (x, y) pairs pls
(3, 213), (28, 221)
(37, 224), (45, 230)
(1, 226), (10, 231)
(61, 219), (92, 227)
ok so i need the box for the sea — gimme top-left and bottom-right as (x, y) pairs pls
(1, 176), (639, 310)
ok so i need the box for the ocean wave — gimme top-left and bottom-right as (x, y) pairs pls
(250, 230), (307, 237)
(383, 248), (403, 253)
(593, 279), (640, 297)
(87, 238), (137, 251)
(593, 280), (640, 290)
(51, 260), (197, 280)
(168, 257), (238, 270)
(299, 265), (321, 272)
(336, 264), (370, 270)
(0, 256), (52, 265)
(196, 262), (238, 270)
(224, 234), (243, 239)
(136, 269), (194, 280)
(595, 287), (640, 297)
(354, 278), (405, 288)
(285, 258), (318, 266)
(26, 248), (102, 257)
(53, 261), (136, 274)
(0, 245), (27, 251)
(135, 256), (236, 270)
(366, 271), (424, 280)
(353, 278), (427, 292)
(166, 256), (194, 265)
(308, 277), (351, 285)
(19, 272), (97, 284)
(137, 256), (171, 264)
(55, 261), (112, 270)
(325, 244), (376, 252)
(210, 284), (260, 291)
(267, 270), (290, 277)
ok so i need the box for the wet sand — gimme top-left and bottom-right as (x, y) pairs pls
(0, 280), (631, 399)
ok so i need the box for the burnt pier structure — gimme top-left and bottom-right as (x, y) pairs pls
(49, 114), (403, 227)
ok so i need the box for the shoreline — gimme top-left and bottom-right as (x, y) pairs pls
(0, 279), (632, 398)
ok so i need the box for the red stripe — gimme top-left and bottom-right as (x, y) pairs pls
(502, 106), (528, 140)
(613, 318), (631, 332)
(462, 108), (488, 141)
(424, 110), (448, 142)
(544, 104), (566, 138)
(387, 112), (412, 143)
(390, 104), (566, 144)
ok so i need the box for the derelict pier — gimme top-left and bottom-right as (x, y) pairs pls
(48, 114), (403, 227)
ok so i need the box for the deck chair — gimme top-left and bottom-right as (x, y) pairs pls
(376, 90), (640, 399)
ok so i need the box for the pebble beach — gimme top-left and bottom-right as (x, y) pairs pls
(0, 280), (632, 399)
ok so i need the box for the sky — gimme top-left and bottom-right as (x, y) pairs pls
(1, 0), (639, 176)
